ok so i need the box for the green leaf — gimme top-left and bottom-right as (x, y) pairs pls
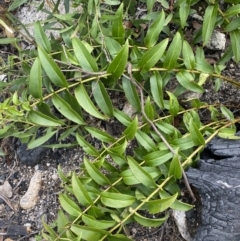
(59, 193), (82, 217)
(104, 37), (122, 58)
(150, 71), (164, 108)
(123, 117), (138, 140)
(58, 165), (70, 183)
(225, 4), (240, 17)
(189, 118), (205, 145)
(85, 126), (115, 143)
(163, 32), (182, 69)
(112, 3), (125, 44)
(52, 94), (85, 125)
(72, 38), (98, 72)
(82, 214), (116, 229)
(179, 0), (191, 28)
(127, 156), (157, 187)
(76, 133), (99, 156)
(166, 91), (179, 116)
(84, 157), (111, 185)
(176, 71), (204, 93)
(28, 129), (56, 149)
(144, 10), (165, 48)
(133, 212), (168, 227)
(100, 192), (135, 208)
(182, 40), (195, 69)
(28, 110), (64, 127)
(169, 154), (182, 179)
(43, 222), (58, 239)
(57, 209), (69, 234)
(38, 46), (68, 87)
(195, 57), (213, 73)
(225, 17), (240, 32)
(147, 193), (178, 214)
(230, 30), (240, 63)
(29, 57), (42, 100)
(220, 106), (234, 120)
(34, 21), (51, 53)
(8, 0), (28, 11)
(72, 172), (94, 206)
(107, 234), (133, 241)
(138, 38), (169, 71)
(113, 109), (132, 126)
(202, 4), (218, 45)
(122, 76), (141, 112)
(135, 130), (157, 152)
(75, 84), (106, 120)
(144, 150), (173, 166)
(144, 97), (154, 121)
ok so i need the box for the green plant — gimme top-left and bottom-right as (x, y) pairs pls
(1, 0), (240, 240)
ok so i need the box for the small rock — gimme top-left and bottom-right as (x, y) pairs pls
(0, 180), (12, 198)
(206, 30), (226, 50)
(20, 171), (42, 210)
(52, 174), (58, 180)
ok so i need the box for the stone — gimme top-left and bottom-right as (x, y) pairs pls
(206, 30), (226, 50)
(0, 180), (12, 198)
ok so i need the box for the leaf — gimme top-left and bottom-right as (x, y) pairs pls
(59, 193), (82, 217)
(138, 38), (169, 71)
(34, 21), (51, 53)
(182, 40), (195, 69)
(144, 97), (154, 121)
(104, 37), (122, 58)
(57, 209), (69, 234)
(135, 130), (157, 152)
(220, 106), (234, 120)
(144, 150), (173, 166)
(28, 110), (64, 127)
(176, 71), (204, 93)
(166, 91), (179, 116)
(179, 0), (191, 28)
(189, 118), (205, 145)
(100, 192), (135, 208)
(84, 157), (111, 185)
(123, 117), (138, 140)
(127, 156), (157, 187)
(112, 3), (125, 44)
(133, 212), (168, 227)
(28, 129), (56, 149)
(163, 32), (182, 69)
(202, 4), (218, 45)
(75, 84), (106, 120)
(85, 126), (115, 143)
(169, 154), (182, 179)
(76, 133), (99, 156)
(225, 3), (240, 17)
(38, 46), (68, 87)
(72, 172), (94, 206)
(82, 214), (116, 229)
(225, 17), (240, 32)
(58, 166), (70, 183)
(230, 30), (240, 63)
(107, 40), (128, 80)
(72, 38), (98, 72)
(113, 109), (132, 126)
(144, 10), (165, 48)
(122, 76), (141, 112)
(107, 234), (133, 241)
(42, 222), (58, 239)
(195, 57), (213, 74)
(29, 57), (42, 99)
(150, 71), (164, 108)
(147, 193), (178, 214)
(8, 0), (28, 11)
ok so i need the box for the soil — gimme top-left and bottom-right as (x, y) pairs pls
(1, 1), (240, 241)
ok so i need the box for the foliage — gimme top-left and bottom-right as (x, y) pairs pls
(1, 0), (240, 240)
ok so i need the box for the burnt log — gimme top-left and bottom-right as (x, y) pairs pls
(186, 136), (240, 241)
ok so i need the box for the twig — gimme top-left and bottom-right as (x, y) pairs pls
(0, 193), (15, 211)
(17, 230), (39, 241)
(125, 63), (196, 203)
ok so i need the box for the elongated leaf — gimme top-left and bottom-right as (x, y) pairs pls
(144, 10), (165, 48)
(59, 193), (82, 217)
(43, 222), (58, 239)
(179, 0), (190, 28)
(113, 109), (132, 126)
(163, 32), (182, 69)
(57, 209), (69, 234)
(150, 71), (164, 108)
(28, 129), (56, 149)
(220, 106), (234, 120)
(52, 94), (84, 125)
(166, 91), (179, 116)
(8, 0), (28, 11)
(107, 40), (128, 80)
(225, 3), (240, 17)
(38, 47), (68, 87)
(135, 130), (157, 152)
(82, 214), (116, 229)
(122, 76), (141, 112)
(72, 38), (98, 72)
(75, 84), (106, 120)
(195, 57), (213, 73)
(112, 3), (125, 44)
(169, 154), (182, 179)
(147, 193), (178, 214)
(144, 150), (173, 166)
(134, 212), (168, 227)
(189, 118), (205, 145)
(108, 234), (133, 241)
(72, 172), (93, 206)
(34, 21), (51, 53)
(104, 37), (122, 58)
(202, 4), (218, 45)
(123, 117), (138, 140)
(100, 192), (135, 208)
(182, 40), (195, 69)
(84, 157), (111, 185)
(29, 57), (42, 99)
(176, 71), (204, 93)
(76, 133), (99, 156)
(225, 17), (240, 32)
(138, 38), (169, 71)
(28, 110), (63, 126)
(85, 126), (115, 143)
(230, 30), (240, 63)
(128, 156), (156, 187)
